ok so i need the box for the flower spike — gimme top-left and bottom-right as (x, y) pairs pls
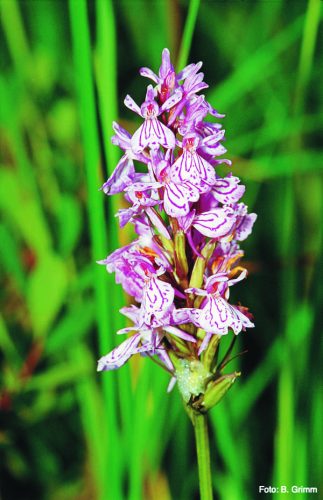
(97, 48), (256, 415)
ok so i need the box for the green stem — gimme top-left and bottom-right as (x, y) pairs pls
(193, 412), (213, 500)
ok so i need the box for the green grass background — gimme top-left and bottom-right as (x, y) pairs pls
(0, 0), (322, 499)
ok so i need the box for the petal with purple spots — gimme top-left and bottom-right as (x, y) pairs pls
(124, 94), (141, 115)
(140, 276), (174, 326)
(235, 213), (257, 241)
(97, 334), (141, 371)
(139, 67), (159, 83)
(190, 296), (254, 336)
(163, 181), (200, 217)
(192, 208), (235, 238)
(101, 155), (136, 195)
(131, 118), (175, 153)
(170, 151), (216, 192)
(212, 175), (245, 204)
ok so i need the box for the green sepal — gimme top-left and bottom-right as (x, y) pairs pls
(202, 371), (241, 411)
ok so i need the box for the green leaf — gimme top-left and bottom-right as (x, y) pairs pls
(234, 151), (323, 181)
(208, 12), (305, 109)
(57, 195), (82, 257)
(46, 300), (95, 355)
(0, 223), (25, 292)
(27, 252), (68, 337)
(0, 168), (52, 257)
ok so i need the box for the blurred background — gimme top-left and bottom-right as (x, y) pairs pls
(0, 0), (322, 499)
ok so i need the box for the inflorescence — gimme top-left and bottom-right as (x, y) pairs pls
(97, 49), (256, 412)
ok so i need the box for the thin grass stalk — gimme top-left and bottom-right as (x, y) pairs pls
(69, 1), (121, 498)
(275, 3), (321, 495)
(72, 344), (107, 497)
(176, 0), (200, 70)
(94, 0), (134, 469)
(0, 0), (29, 74)
(293, 0), (321, 116)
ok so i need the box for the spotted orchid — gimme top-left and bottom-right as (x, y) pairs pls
(98, 49), (257, 414)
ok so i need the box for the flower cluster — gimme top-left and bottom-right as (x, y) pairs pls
(98, 49), (256, 411)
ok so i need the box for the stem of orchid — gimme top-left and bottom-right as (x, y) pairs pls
(192, 412), (213, 500)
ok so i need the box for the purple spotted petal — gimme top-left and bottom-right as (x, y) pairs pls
(177, 61), (202, 81)
(170, 151), (216, 192)
(189, 296), (253, 335)
(126, 181), (162, 193)
(140, 276), (174, 326)
(131, 118), (175, 153)
(211, 175), (245, 204)
(160, 89), (183, 112)
(101, 155), (135, 195)
(160, 48), (174, 79)
(111, 121), (132, 150)
(177, 210), (196, 232)
(145, 85), (156, 102)
(120, 305), (140, 323)
(192, 208), (235, 238)
(116, 205), (139, 228)
(235, 212), (257, 241)
(163, 181), (200, 217)
(97, 334), (141, 371)
(139, 67), (159, 83)
(202, 129), (225, 147)
(204, 273), (229, 292)
(202, 142), (227, 157)
(171, 307), (192, 325)
(124, 94), (141, 115)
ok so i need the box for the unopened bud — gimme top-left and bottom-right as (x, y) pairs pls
(203, 372), (240, 411)
(174, 230), (189, 278)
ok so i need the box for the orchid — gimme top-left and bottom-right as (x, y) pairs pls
(98, 47), (256, 391)
(97, 49), (257, 499)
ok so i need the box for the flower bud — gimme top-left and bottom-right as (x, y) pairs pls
(202, 372), (240, 411)
(174, 230), (189, 279)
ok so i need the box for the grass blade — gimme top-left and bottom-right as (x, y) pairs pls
(69, 1), (122, 497)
